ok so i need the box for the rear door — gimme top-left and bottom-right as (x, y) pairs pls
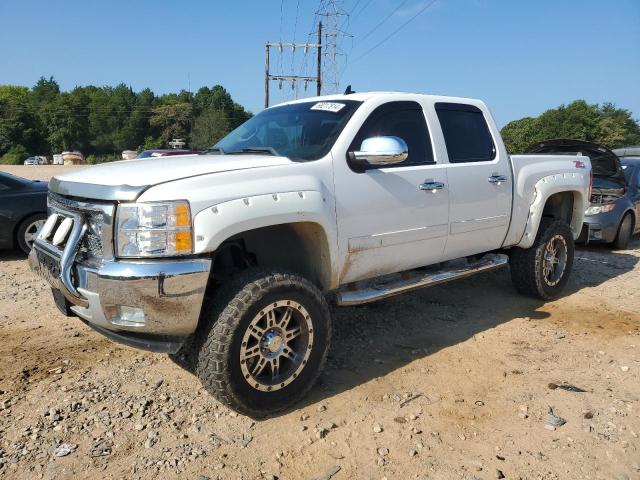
(333, 100), (449, 284)
(435, 102), (512, 260)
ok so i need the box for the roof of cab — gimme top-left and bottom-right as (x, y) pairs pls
(275, 91), (486, 108)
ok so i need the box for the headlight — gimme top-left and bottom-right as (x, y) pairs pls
(116, 201), (193, 257)
(585, 204), (616, 215)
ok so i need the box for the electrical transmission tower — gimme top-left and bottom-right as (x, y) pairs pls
(316, 0), (349, 95)
(264, 23), (322, 108)
(263, 0), (351, 107)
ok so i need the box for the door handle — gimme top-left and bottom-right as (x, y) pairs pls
(488, 175), (508, 185)
(419, 181), (446, 192)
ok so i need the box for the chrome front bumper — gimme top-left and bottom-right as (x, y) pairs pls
(28, 192), (212, 353)
(29, 247), (211, 349)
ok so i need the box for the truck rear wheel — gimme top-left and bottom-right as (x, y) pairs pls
(193, 269), (331, 417)
(510, 218), (574, 300)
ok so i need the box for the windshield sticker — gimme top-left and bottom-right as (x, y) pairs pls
(311, 102), (346, 113)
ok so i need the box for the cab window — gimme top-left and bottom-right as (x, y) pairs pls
(435, 102), (496, 163)
(349, 101), (434, 167)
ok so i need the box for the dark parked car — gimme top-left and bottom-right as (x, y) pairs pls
(0, 172), (48, 254)
(133, 149), (197, 159)
(528, 139), (640, 249)
(613, 145), (640, 158)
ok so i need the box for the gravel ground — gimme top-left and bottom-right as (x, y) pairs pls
(1, 165), (639, 479)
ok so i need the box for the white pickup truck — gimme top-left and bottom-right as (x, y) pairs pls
(30, 92), (592, 416)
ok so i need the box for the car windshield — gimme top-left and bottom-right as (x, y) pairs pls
(136, 151), (154, 158)
(213, 100), (362, 161)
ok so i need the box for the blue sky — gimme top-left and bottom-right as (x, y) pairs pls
(1, 0), (638, 127)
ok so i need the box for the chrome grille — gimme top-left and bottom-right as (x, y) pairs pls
(77, 216), (104, 262)
(46, 192), (115, 263)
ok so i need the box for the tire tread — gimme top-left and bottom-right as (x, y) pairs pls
(193, 269), (331, 417)
(510, 218), (574, 300)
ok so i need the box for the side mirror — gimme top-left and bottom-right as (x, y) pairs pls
(349, 136), (408, 171)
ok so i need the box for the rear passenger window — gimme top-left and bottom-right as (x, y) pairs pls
(435, 102), (496, 163)
(349, 101), (434, 166)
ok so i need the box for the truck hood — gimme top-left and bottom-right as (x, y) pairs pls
(49, 154), (293, 201)
(527, 139), (626, 184)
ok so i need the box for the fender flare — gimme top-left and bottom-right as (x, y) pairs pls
(192, 189), (336, 274)
(516, 173), (587, 249)
(193, 190), (333, 253)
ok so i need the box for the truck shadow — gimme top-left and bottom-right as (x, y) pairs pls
(292, 238), (640, 413)
(0, 250), (28, 261)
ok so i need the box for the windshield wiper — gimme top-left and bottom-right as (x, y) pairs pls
(227, 147), (279, 156)
(202, 146), (225, 154)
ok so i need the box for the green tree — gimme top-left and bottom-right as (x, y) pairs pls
(0, 144), (29, 165)
(501, 100), (640, 153)
(0, 86), (40, 156)
(31, 76), (60, 104)
(149, 102), (192, 146)
(37, 93), (85, 153)
(0, 77), (251, 161)
(499, 117), (538, 154)
(191, 108), (230, 149)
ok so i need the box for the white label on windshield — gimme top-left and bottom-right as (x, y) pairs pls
(311, 102), (346, 112)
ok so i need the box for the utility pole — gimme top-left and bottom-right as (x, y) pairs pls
(317, 21), (322, 97)
(264, 22), (322, 108)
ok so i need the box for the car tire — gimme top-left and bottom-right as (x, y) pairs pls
(510, 218), (574, 300)
(193, 269), (331, 417)
(611, 213), (634, 250)
(16, 214), (47, 255)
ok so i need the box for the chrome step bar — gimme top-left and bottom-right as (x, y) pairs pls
(336, 253), (509, 306)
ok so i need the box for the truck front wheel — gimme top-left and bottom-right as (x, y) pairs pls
(510, 218), (574, 300)
(194, 269), (331, 417)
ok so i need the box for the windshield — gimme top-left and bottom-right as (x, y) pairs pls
(214, 100), (362, 161)
(135, 151), (154, 158)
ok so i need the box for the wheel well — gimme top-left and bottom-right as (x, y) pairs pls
(541, 191), (582, 237)
(542, 192), (574, 223)
(210, 222), (332, 291)
(622, 210), (636, 230)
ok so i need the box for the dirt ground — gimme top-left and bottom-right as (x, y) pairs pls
(1, 165), (639, 479)
(2, 165), (85, 181)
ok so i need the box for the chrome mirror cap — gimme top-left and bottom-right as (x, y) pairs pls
(351, 136), (408, 167)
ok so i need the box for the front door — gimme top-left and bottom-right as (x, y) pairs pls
(333, 101), (449, 284)
(435, 102), (512, 260)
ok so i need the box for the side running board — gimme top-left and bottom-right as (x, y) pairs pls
(336, 253), (509, 306)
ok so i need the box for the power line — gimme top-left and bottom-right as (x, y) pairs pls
(349, 0), (438, 64)
(279, 0), (285, 42)
(290, 0), (301, 74)
(300, 1), (323, 82)
(264, 32), (323, 107)
(348, 0), (363, 14)
(350, 0), (374, 23)
(356, 0), (411, 45)
(278, 0), (285, 75)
